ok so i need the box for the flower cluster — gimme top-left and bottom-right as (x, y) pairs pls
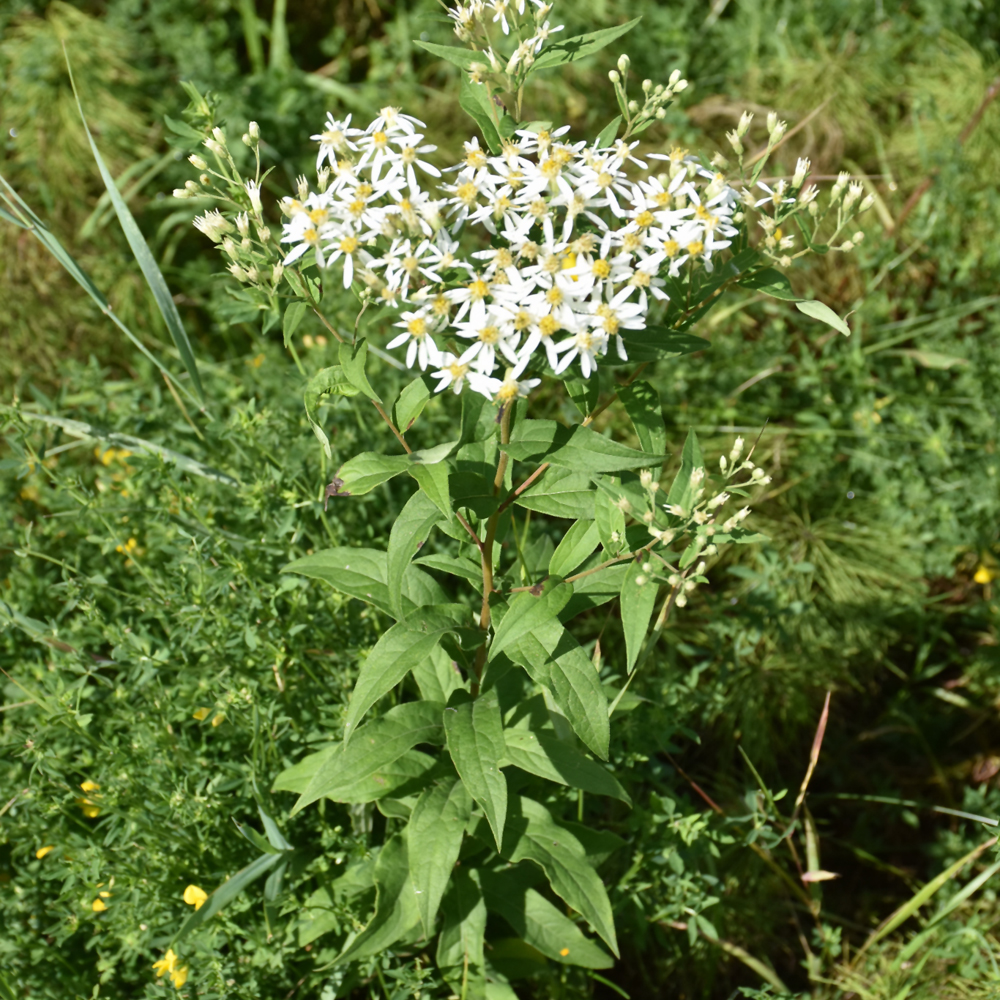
(273, 103), (750, 402)
(629, 436), (772, 608)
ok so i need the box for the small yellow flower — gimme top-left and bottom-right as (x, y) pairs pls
(559, 947), (570, 957)
(183, 884), (208, 910)
(170, 965), (189, 989)
(153, 949), (179, 978)
(975, 566), (996, 584)
(80, 780), (100, 793)
(77, 780), (102, 817)
(92, 897), (108, 912)
(211, 713), (225, 727)
(36, 845), (55, 859)
(192, 707), (210, 721)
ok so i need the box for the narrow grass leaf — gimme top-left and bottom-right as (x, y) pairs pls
(66, 53), (206, 405)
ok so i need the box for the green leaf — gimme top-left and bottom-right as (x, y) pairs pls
(531, 17), (641, 70)
(459, 74), (502, 155)
(414, 39), (487, 70)
(501, 797), (618, 956)
(407, 777), (473, 934)
(334, 451), (410, 496)
(503, 421), (664, 472)
(437, 868), (487, 978)
(283, 300), (308, 347)
(415, 553), (483, 589)
(387, 490), (442, 618)
(621, 558), (657, 673)
(549, 519), (600, 577)
(489, 580), (573, 661)
(619, 381), (667, 458)
(501, 729), (630, 804)
(739, 267), (799, 301)
(345, 605), (469, 739)
(336, 836), (420, 965)
(393, 375), (433, 432)
(339, 337), (382, 402)
(594, 488), (627, 556)
(796, 299), (850, 336)
(408, 461), (452, 519)
(564, 374), (600, 419)
(175, 851), (283, 942)
(291, 701), (445, 813)
(516, 467), (596, 519)
(162, 113), (204, 141)
(509, 620), (609, 759)
(303, 365), (359, 459)
(480, 869), (613, 968)
(67, 62), (205, 405)
(595, 115), (623, 148)
(665, 428), (704, 513)
(444, 689), (508, 851)
(283, 547), (442, 619)
(617, 327), (710, 363)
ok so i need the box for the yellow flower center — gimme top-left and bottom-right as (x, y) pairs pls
(466, 147), (488, 168)
(663, 239), (679, 257)
(401, 146), (417, 163)
(402, 256), (420, 274)
(347, 200), (365, 218)
(592, 259), (611, 279)
(493, 247), (513, 268)
(513, 310), (532, 331)
(636, 210), (655, 228)
(622, 232), (642, 253)
(356, 183), (374, 199)
(654, 191), (671, 207)
(339, 236), (359, 254)
(468, 279), (489, 300)
(687, 240), (704, 256)
(372, 130), (388, 147)
(308, 208), (329, 225)
(539, 315), (560, 337)
(448, 361), (469, 379)
(540, 158), (562, 179)
(478, 325), (499, 345)
(432, 294), (450, 316)
(456, 182), (478, 206)
(529, 198), (548, 218)
(545, 287), (563, 306)
(596, 303), (620, 334)
(407, 317), (427, 338)
(496, 379), (521, 403)
(596, 171), (613, 190)
(303, 228), (319, 244)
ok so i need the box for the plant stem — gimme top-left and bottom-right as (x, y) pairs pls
(371, 400), (411, 454)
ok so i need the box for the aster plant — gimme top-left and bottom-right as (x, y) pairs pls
(166, 1), (872, 993)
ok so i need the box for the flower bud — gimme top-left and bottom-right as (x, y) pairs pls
(228, 262), (249, 282)
(235, 212), (250, 237)
(719, 455), (728, 472)
(669, 68), (683, 87)
(172, 188), (189, 199)
(726, 130), (744, 157)
(212, 126), (226, 144)
(257, 226), (271, 243)
(860, 193), (875, 213)
(188, 154), (207, 170)
(272, 261), (284, 284)
(730, 437), (744, 462)
(608, 69), (621, 84)
(628, 99), (639, 114)
(655, 106), (666, 118)
(673, 79), (688, 92)
(617, 53), (630, 75)
(737, 110), (754, 137)
(642, 78), (652, 93)
(768, 119), (787, 145)
(792, 157), (810, 188)
(248, 121), (260, 141)
(296, 175), (309, 202)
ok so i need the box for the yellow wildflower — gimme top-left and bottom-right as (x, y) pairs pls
(191, 707), (210, 721)
(92, 897), (108, 912)
(975, 565), (996, 584)
(36, 845), (55, 859)
(153, 949), (179, 977)
(77, 780), (102, 818)
(183, 884), (208, 910)
(80, 780), (100, 792)
(170, 965), (189, 988)
(211, 713), (225, 727)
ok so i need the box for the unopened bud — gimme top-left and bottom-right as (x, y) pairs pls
(768, 119), (787, 145)
(719, 455), (728, 472)
(617, 54), (630, 75)
(235, 212), (250, 237)
(860, 193), (875, 213)
(188, 154), (207, 170)
(628, 100), (639, 114)
(655, 107), (666, 119)
(642, 78), (652, 93)
(317, 167), (331, 193)
(669, 68), (683, 87)
(272, 261), (284, 284)
(256, 226), (271, 243)
(608, 69), (621, 84)
(726, 130), (744, 157)
(172, 188), (189, 199)
(792, 157), (810, 188)
(737, 110), (754, 137)
(296, 175), (309, 201)
(228, 262), (249, 282)
(766, 111), (778, 134)
(248, 121), (260, 141)
(730, 437), (744, 462)
(212, 126), (226, 144)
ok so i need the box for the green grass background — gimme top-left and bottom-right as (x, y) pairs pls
(2, 0), (1000, 997)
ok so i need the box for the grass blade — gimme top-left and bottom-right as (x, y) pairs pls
(0, 178), (203, 409)
(64, 47), (207, 407)
(853, 835), (998, 961)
